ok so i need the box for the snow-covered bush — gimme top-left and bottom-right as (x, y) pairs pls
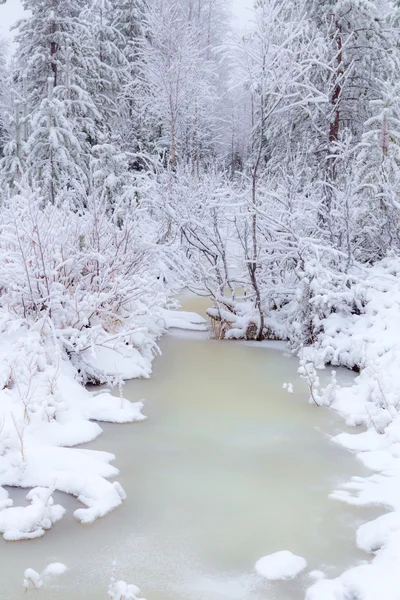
(23, 562), (67, 590)
(286, 245), (366, 352)
(0, 184), (169, 384)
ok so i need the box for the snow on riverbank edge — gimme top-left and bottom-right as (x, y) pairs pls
(0, 307), (207, 541)
(305, 259), (400, 600)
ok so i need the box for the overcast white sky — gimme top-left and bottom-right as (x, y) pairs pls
(0, 0), (25, 44)
(231, 0), (253, 29)
(0, 0), (253, 47)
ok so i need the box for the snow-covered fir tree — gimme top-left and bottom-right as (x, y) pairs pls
(12, 0), (101, 201)
(355, 84), (400, 260)
(0, 41), (7, 159)
(110, 0), (150, 159)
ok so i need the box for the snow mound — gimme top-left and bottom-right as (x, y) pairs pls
(108, 580), (146, 600)
(161, 308), (208, 331)
(0, 487), (65, 541)
(23, 562), (67, 590)
(255, 551), (307, 580)
(42, 563), (68, 576)
(307, 570), (325, 581)
(80, 346), (152, 382)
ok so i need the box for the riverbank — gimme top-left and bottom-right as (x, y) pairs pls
(304, 257), (400, 599)
(0, 300), (206, 540)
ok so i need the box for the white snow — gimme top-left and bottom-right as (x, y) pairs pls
(0, 347), (145, 531)
(255, 550), (307, 580)
(160, 308), (208, 331)
(304, 258), (400, 599)
(283, 382), (294, 393)
(0, 487), (64, 541)
(23, 562), (67, 590)
(307, 570), (325, 580)
(0, 298), (204, 539)
(23, 568), (43, 590)
(108, 580), (146, 600)
(42, 563), (68, 576)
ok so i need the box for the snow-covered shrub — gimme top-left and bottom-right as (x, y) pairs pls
(354, 84), (400, 262)
(298, 358), (322, 406)
(298, 357), (338, 407)
(23, 562), (67, 590)
(0, 184), (169, 384)
(285, 243), (368, 353)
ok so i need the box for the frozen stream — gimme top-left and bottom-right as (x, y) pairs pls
(0, 296), (380, 599)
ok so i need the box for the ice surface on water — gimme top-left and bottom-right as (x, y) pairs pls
(0, 295), (382, 600)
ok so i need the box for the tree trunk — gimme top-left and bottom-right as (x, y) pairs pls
(328, 19), (343, 178)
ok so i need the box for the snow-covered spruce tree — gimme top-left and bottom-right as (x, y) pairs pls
(16, 0), (88, 109)
(0, 100), (26, 188)
(303, 0), (399, 150)
(12, 0), (101, 202)
(0, 42), (28, 194)
(354, 84), (400, 261)
(0, 40), (7, 159)
(89, 134), (147, 218)
(0, 65), (30, 188)
(81, 0), (127, 131)
(110, 0), (149, 159)
(112, 0), (147, 69)
(26, 76), (92, 205)
(81, 0), (159, 209)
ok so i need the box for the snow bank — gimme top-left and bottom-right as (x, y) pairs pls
(207, 301), (257, 339)
(0, 487), (65, 540)
(0, 298), (206, 539)
(303, 257), (400, 599)
(160, 307), (208, 331)
(255, 551), (307, 580)
(0, 333), (147, 536)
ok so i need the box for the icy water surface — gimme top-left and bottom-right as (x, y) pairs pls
(0, 295), (380, 599)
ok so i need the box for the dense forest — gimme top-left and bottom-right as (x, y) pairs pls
(1, 0), (400, 355)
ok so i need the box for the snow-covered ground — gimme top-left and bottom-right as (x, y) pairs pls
(304, 257), (400, 599)
(0, 305), (206, 541)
